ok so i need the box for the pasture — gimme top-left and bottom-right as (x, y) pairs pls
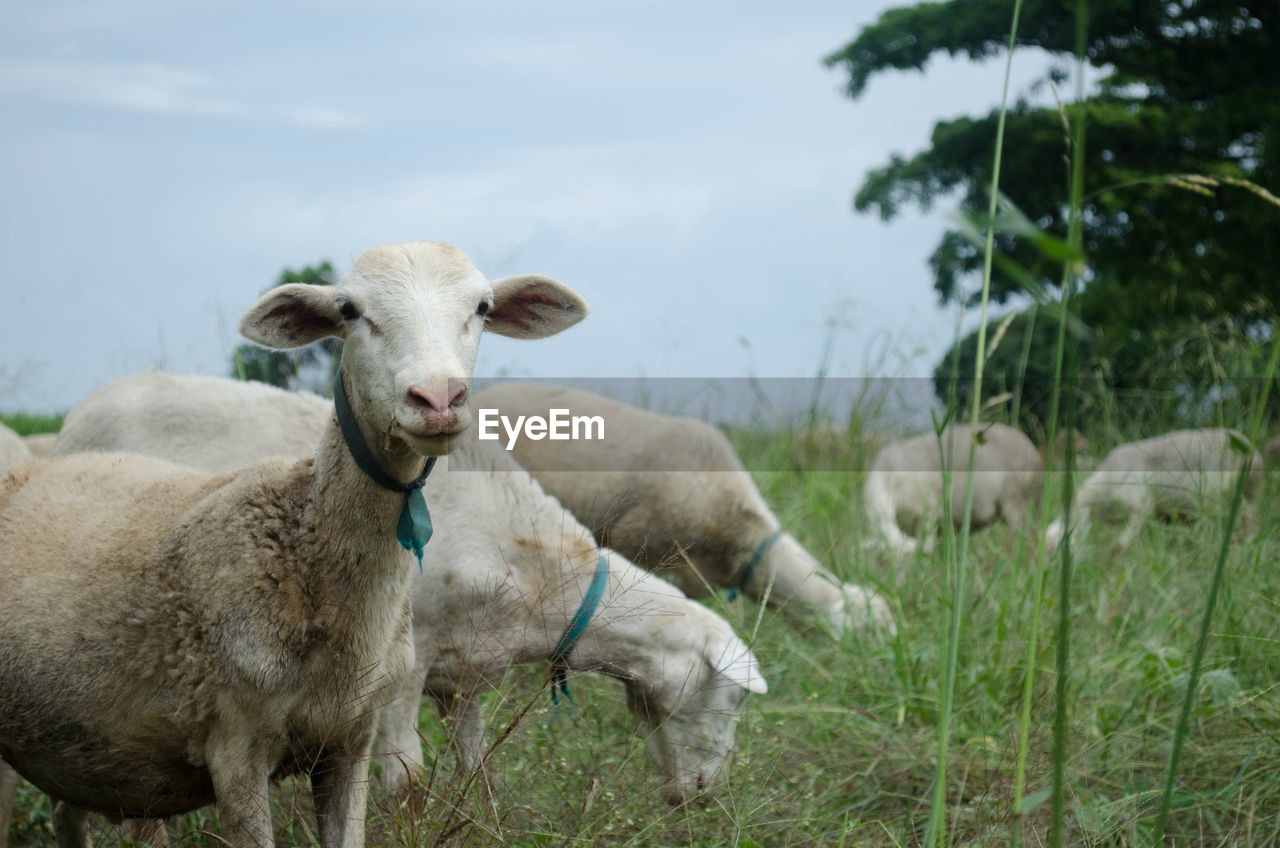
(4, 408), (1277, 847)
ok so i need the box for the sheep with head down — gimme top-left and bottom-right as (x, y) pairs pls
(1045, 427), (1262, 552)
(862, 423), (1044, 553)
(46, 371), (766, 817)
(470, 383), (895, 637)
(0, 241), (587, 848)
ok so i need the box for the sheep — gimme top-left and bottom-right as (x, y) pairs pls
(21, 433), (58, 457)
(1045, 428), (1262, 552)
(0, 424), (30, 472)
(863, 423), (1045, 553)
(49, 372), (767, 806)
(0, 241), (587, 848)
(377, 444), (767, 806)
(469, 383), (895, 637)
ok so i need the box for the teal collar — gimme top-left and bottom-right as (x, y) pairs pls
(333, 368), (437, 572)
(726, 529), (782, 601)
(548, 554), (610, 714)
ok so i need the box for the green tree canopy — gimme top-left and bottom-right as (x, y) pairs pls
(231, 261), (341, 395)
(826, 0), (1279, 405)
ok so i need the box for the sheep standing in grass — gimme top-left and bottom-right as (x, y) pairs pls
(863, 423), (1044, 553)
(47, 372), (767, 808)
(0, 241), (586, 848)
(470, 383), (895, 637)
(1045, 428), (1262, 552)
(21, 434), (57, 457)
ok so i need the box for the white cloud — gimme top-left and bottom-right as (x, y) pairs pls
(0, 56), (364, 128)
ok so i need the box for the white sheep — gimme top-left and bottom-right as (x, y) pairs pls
(0, 424), (30, 472)
(48, 372), (767, 807)
(469, 383), (895, 637)
(377, 442), (767, 805)
(1045, 428), (1262, 552)
(21, 433), (57, 457)
(863, 423), (1045, 553)
(0, 241), (586, 848)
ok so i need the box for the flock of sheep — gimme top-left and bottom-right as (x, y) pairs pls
(0, 241), (1264, 848)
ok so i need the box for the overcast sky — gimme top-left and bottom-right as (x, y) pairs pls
(0, 0), (1057, 414)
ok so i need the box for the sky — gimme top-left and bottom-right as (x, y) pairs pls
(0, 0), (1059, 414)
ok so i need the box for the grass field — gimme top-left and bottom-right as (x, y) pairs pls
(4, 413), (1277, 847)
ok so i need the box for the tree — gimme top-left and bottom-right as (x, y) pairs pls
(825, 0), (1280, 408)
(231, 261), (341, 395)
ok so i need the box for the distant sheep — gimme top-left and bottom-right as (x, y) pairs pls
(0, 241), (586, 848)
(20, 434), (57, 458)
(471, 383), (895, 637)
(51, 373), (765, 806)
(1045, 428), (1262, 552)
(863, 423), (1044, 553)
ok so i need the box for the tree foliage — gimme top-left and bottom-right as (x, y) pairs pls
(231, 261), (341, 395)
(826, 0), (1280, 408)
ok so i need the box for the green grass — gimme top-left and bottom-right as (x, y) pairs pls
(0, 412), (63, 436)
(5, 420), (1278, 847)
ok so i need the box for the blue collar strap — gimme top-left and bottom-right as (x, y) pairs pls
(726, 529), (782, 601)
(547, 553), (610, 716)
(333, 368), (437, 572)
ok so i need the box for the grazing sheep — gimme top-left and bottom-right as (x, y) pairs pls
(0, 425), (29, 472)
(377, 448), (766, 804)
(1045, 428), (1262, 552)
(863, 423), (1044, 553)
(0, 241), (586, 848)
(21, 434), (57, 458)
(50, 373), (767, 806)
(470, 383), (895, 637)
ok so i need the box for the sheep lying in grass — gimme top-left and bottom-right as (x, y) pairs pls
(48, 372), (767, 808)
(0, 241), (586, 848)
(1045, 428), (1262, 552)
(863, 423), (1044, 553)
(470, 383), (895, 637)
(0, 425), (29, 472)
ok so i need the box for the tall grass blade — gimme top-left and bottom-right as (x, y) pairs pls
(922, 0), (1024, 844)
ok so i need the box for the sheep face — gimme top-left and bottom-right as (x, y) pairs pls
(240, 241), (586, 456)
(623, 611), (767, 804)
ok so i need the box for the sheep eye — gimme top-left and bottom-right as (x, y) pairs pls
(476, 300), (491, 317)
(339, 301), (360, 321)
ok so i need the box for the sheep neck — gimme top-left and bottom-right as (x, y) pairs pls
(333, 369), (436, 568)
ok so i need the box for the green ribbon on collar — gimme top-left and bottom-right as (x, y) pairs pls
(545, 553), (610, 722)
(725, 529), (782, 601)
(333, 369), (437, 572)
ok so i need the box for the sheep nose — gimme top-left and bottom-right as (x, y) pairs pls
(407, 383), (468, 413)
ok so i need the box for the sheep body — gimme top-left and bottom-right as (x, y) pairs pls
(1045, 428), (1261, 551)
(863, 423), (1044, 552)
(471, 383), (894, 636)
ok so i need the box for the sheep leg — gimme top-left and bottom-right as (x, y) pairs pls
(1114, 485), (1153, 553)
(434, 692), (493, 799)
(0, 762), (17, 848)
(50, 800), (90, 848)
(122, 818), (169, 847)
(374, 665), (429, 797)
(309, 744), (373, 848)
(206, 741), (273, 848)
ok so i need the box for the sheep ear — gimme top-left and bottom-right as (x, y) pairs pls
(485, 275), (588, 340)
(240, 284), (345, 349)
(705, 635), (768, 695)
